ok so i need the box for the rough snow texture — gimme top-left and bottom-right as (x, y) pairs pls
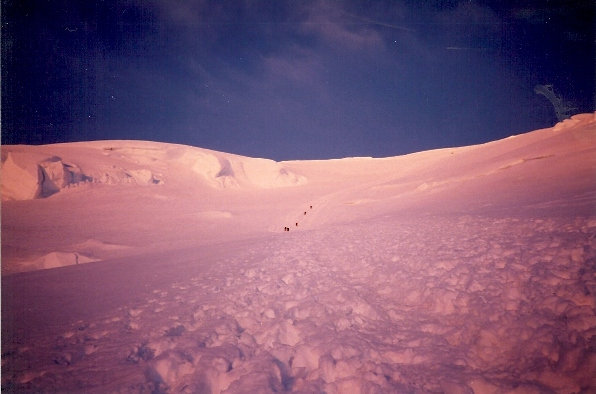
(2, 113), (596, 393)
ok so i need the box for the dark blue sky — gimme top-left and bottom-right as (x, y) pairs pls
(2, 0), (594, 160)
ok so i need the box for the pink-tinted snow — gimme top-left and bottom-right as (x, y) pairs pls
(2, 113), (595, 393)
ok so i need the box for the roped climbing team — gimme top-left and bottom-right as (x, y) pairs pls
(284, 205), (312, 231)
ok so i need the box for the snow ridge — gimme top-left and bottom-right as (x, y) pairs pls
(1, 142), (307, 201)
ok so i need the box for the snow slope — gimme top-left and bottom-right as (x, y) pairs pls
(2, 113), (595, 393)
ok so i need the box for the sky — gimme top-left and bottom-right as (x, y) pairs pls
(2, 0), (594, 160)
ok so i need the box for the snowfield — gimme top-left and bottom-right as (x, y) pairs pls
(2, 113), (596, 393)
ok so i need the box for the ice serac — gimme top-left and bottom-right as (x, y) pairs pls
(178, 148), (306, 189)
(1, 151), (88, 201)
(1, 152), (42, 201)
(38, 157), (86, 197)
(241, 157), (307, 188)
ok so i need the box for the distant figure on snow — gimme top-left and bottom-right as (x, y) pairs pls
(296, 222), (298, 227)
(310, 205), (312, 209)
(304, 211), (307, 215)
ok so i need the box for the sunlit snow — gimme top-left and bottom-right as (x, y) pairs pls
(2, 113), (595, 393)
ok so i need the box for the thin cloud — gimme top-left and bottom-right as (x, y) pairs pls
(299, 1), (384, 50)
(262, 47), (325, 86)
(341, 11), (415, 33)
(445, 46), (489, 51)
